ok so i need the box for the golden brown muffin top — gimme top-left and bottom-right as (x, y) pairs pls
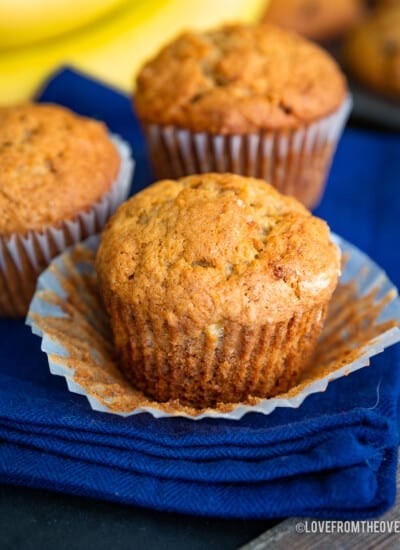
(343, 7), (400, 97)
(263, 0), (364, 42)
(96, 173), (340, 331)
(0, 103), (121, 236)
(134, 23), (347, 134)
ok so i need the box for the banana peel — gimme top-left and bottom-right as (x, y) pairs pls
(0, 0), (267, 105)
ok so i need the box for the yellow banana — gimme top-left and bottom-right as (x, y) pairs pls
(0, 0), (129, 48)
(0, 0), (267, 105)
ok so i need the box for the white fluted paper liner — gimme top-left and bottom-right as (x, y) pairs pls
(143, 96), (352, 209)
(26, 233), (400, 420)
(0, 135), (134, 317)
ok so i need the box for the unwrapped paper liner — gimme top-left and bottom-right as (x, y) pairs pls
(27, 233), (400, 420)
(143, 96), (352, 209)
(0, 135), (134, 317)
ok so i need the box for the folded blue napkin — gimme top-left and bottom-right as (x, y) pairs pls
(0, 68), (399, 519)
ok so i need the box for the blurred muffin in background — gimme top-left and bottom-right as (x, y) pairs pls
(262, 0), (364, 42)
(370, 0), (400, 9)
(134, 23), (351, 210)
(343, 6), (400, 98)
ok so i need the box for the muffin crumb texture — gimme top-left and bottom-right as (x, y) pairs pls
(97, 173), (340, 407)
(0, 102), (120, 236)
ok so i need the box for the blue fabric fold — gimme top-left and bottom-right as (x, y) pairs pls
(0, 68), (399, 519)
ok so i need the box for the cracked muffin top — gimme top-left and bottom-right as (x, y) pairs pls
(0, 102), (120, 236)
(134, 23), (347, 134)
(96, 173), (340, 330)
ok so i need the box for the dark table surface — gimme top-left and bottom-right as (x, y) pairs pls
(0, 485), (279, 550)
(1, 100), (399, 550)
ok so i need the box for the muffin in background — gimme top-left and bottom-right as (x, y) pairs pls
(0, 102), (133, 317)
(343, 6), (400, 98)
(96, 173), (341, 409)
(262, 0), (364, 42)
(134, 23), (351, 210)
(371, 0), (400, 8)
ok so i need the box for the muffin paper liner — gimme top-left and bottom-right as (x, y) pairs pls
(143, 95), (352, 209)
(108, 298), (328, 408)
(26, 233), (400, 420)
(0, 135), (134, 317)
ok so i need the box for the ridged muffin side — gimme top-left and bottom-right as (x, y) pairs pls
(96, 173), (340, 407)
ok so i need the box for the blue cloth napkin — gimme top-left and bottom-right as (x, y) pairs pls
(0, 68), (399, 519)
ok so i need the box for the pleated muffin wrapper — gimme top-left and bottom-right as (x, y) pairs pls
(0, 135), (134, 318)
(26, 233), (400, 420)
(143, 95), (352, 209)
(108, 298), (328, 408)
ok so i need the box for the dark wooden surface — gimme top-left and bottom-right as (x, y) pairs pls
(0, 485), (279, 550)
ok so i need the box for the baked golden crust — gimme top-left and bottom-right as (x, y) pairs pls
(97, 173), (340, 331)
(134, 23), (347, 134)
(263, 0), (364, 42)
(343, 7), (400, 98)
(0, 102), (120, 236)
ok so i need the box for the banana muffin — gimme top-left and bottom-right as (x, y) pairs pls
(134, 23), (350, 209)
(373, 0), (400, 8)
(343, 7), (400, 98)
(96, 173), (340, 408)
(262, 0), (364, 42)
(0, 102), (130, 317)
